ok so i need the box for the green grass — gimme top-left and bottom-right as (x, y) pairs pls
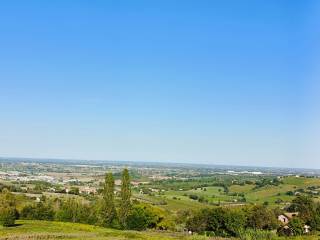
(0, 220), (211, 240)
(276, 236), (320, 240)
(134, 186), (240, 212)
(134, 176), (320, 211)
(242, 177), (320, 206)
(0, 220), (318, 240)
(133, 193), (205, 211)
(165, 186), (237, 204)
(229, 185), (254, 194)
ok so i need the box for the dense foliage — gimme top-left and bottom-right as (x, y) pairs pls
(0, 188), (17, 226)
(186, 205), (278, 237)
(100, 172), (117, 227)
(119, 168), (132, 228)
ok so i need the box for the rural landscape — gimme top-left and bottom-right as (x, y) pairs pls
(1, 1), (318, 240)
(1, 158), (320, 239)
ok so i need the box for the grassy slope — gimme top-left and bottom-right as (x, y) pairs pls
(0, 220), (319, 240)
(134, 177), (320, 211)
(133, 186), (232, 212)
(0, 220), (209, 240)
(243, 177), (320, 206)
(133, 193), (206, 212)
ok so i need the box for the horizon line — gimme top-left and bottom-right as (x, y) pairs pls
(0, 155), (319, 172)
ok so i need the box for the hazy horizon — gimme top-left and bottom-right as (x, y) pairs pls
(1, 1), (319, 169)
(1, 155), (320, 171)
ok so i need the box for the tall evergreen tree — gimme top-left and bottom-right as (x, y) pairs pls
(119, 168), (131, 228)
(101, 172), (117, 226)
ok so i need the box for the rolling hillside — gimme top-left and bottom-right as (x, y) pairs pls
(0, 220), (207, 240)
(0, 220), (319, 240)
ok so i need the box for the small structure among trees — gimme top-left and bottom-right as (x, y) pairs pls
(277, 195), (318, 236)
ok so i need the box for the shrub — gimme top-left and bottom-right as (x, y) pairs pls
(0, 206), (16, 227)
(126, 205), (153, 230)
(288, 218), (304, 236)
(186, 207), (246, 237)
(55, 198), (94, 224)
(189, 194), (199, 200)
(246, 205), (279, 230)
(20, 202), (54, 220)
(0, 189), (17, 227)
(238, 229), (276, 240)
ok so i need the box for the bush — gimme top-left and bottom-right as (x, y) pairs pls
(157, 217), (175, 231)
(246, 206), (279, 230)
(55, 198), (95, 224)
(0, 189), (17, 227)
(198, 196), (205, 203)
(189, 194), (199, 200)
(238, 229), (276, 240)
(126, 205), (155, 230)
(20, 202), (54, 220)
(186, 207), (246, 237)
(0, 206), (16, 227)
(288, 218), (304, 236)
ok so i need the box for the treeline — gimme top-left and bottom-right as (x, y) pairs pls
(186, 195), (320, 237)
(186, 205), (279, 237)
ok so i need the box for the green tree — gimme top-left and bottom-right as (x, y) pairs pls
(101, 172), (117, 227)
(0, 189), (17, 227)
(288, 218), (304, 236)
(56, 198), (76, 222)
(20, 202), (54, 220)
(119, 168), (131, 228)
(224, 209), (246, 236)
(0, 207), (16, 227)
(246, 205), (279, 230)
(126, 205), (152, 230)
(186, 207), (246, 237)
(59, 198), (98, 225)
(289, 195), (315, 224)
(310, 204), (320, 231)
(186, 208), (209, 233)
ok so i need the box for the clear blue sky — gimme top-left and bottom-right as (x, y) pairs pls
(0, 1), (319, 168)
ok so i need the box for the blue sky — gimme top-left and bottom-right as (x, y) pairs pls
(0, 1), (319, 168)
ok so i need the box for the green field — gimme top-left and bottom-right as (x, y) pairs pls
(233, 177), (320, 206)
(0, 220), (208, 240)
(134, 176), (320, 211)
(0, 220), (319, 240)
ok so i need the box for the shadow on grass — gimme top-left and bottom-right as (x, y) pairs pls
(4, 223), (23, 227)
